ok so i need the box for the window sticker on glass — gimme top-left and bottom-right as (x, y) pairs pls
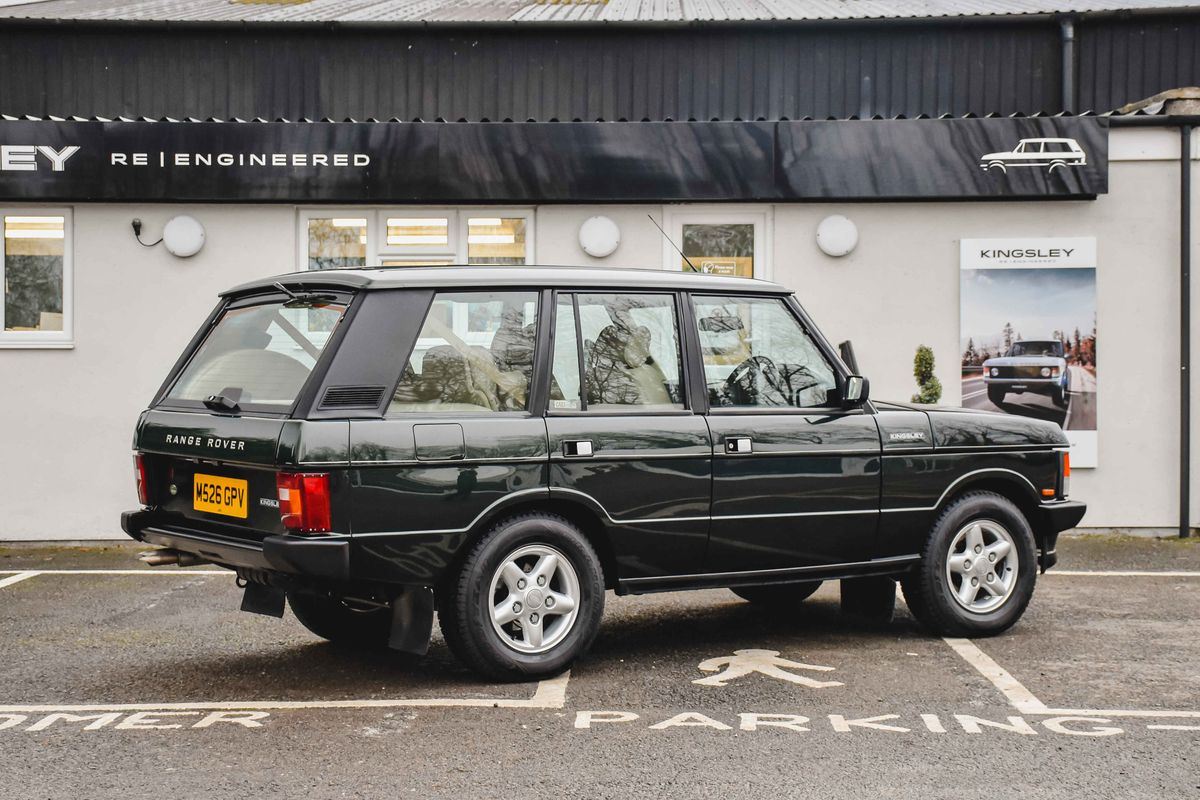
(682, 223), (754, 277)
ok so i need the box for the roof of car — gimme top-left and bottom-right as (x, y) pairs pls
(223, 265), (793, 297)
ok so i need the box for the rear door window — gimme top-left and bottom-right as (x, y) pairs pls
(549, 293), (685, 412)
(164, 297), (348, 413)
(390, 291), (539, 413)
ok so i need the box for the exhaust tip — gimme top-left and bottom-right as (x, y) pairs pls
(138, 548), (209, 567)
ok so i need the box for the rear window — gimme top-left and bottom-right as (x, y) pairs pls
(164, 297), (347, 412)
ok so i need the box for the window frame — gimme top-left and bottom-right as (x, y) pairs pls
(297, 207), (535, 270)
(662, 205), (772, 281)
(0, 207), (73, 349)
(689, 291), (856, 416)
(296, 209), (375, 272)
(376, 209), (458, 258)
(545, 288), (692, 417)
(462, 209), (535, 266)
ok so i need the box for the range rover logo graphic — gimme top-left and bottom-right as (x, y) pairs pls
(979, 138), (1086, 175)
(164, 433), (247, 451)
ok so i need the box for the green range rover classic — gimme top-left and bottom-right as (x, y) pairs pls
(123, 267), (1085, 680)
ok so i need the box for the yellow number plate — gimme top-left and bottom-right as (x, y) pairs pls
(193, 473), (249, 519)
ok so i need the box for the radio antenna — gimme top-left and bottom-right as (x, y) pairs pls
(648, 214), (700, 273)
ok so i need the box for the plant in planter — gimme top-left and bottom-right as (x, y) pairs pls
(911, 344), (943, 404)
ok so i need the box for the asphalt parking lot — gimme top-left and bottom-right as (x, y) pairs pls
(1, 536), (1198, 799)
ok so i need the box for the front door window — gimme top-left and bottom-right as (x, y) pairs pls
(693, 295), (837, 409)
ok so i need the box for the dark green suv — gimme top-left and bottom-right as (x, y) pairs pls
(123, 266), (1084, 680)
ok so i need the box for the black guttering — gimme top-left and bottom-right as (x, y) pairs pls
(1109, 112), (1198, 538)
(0, 10), (1196, 31)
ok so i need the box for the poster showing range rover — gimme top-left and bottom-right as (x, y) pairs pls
(960, 238), (1097, 467)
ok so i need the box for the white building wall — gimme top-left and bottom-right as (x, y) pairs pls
(0, 205), (296, 540)
(0, 128), (1194, 539)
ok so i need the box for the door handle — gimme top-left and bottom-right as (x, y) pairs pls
(562, 440), (594, 457)
(725, 436), (752, 454)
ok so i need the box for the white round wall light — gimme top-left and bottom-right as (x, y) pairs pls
(579, 215), (621, 258)
(816, 215), (858, 258)
(162, 215), (206, 258)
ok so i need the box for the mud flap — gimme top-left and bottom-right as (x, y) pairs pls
(240, 582), (286, 618)
(840, 576), (896, 623)
(388, 587), (434, 655)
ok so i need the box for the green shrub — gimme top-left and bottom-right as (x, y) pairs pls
(911, 344), (943, 404)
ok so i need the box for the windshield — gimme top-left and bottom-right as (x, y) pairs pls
(1008, 341), (1063, 357)
(164, 297), (347, 412)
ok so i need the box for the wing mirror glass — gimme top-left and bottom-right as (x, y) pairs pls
(843, 375), (869, 407)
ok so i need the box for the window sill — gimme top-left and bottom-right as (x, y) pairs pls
(0, 340), (75, 350)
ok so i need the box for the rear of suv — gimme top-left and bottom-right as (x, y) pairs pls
(125, 266), (1084, 681)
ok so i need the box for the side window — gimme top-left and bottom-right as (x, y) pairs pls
(550, 296), (583, 410)
(693, 295), (837, 409)
(549, 293), (685, 412)
(389, 291), (538, 413)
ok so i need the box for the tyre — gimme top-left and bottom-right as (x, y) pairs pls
(986, 160), (1007, 173)
(731, 581), (822, 606)
(900, 491), (1037, 637)
(288, 591), (392, 648)
(1048, 160), (1067, 174)
(987, 386), (1006, 406)
(1053, 386), (1068, 409)
(438, 512), (605, 681)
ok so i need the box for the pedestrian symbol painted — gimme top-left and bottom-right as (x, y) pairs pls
(693, 649), (843, 688)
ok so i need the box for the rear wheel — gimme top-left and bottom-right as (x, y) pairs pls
(731, 581), (822, 606)
(288, 592), (392, 648)
(901, 491), (1037, 637)
(439, 512), (605, 681)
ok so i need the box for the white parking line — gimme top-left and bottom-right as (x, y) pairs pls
(943, 637), (1048, 714)
(1047, 570), (1200, 577)
(0, 571), (39, 589)
(0, 569), (230, 576)
(943, 637), (1200, 719)
(0, 671), (571, 714)
(5, 568), (1198, 578)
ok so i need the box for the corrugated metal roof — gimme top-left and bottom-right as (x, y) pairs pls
(0, 0), (1197, 23)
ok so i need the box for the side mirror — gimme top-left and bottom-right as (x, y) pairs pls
(843, 375), (869, 407)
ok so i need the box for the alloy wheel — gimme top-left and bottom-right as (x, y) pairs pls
(944, 519), (1019, 614)
(488, 544), (581, 654)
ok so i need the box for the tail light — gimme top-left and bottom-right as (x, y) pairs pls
(133, 453), (149, 505)
(276, 472), (332, 533)
(1061, 451), (1071, 499)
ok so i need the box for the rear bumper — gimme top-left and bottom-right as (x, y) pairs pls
(121, 509), (349, 581)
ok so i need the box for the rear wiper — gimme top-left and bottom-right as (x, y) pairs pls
(274, 281), (338, 309)
(203, 394), (240, 413)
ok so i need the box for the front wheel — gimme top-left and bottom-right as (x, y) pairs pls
(901, 491), (1037, 637)
(987, 386), (1006, 406)
(439, 512), (605, 681)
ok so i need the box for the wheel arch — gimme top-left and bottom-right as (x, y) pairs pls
(935, 470), (1048, 551)
(436, 491), (619, 594)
